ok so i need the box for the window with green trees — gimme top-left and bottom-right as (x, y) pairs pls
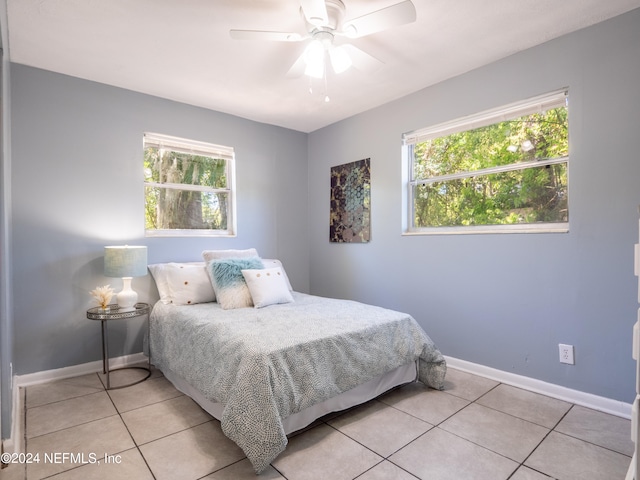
(144, 133), (236, 237)
(403, 90), (569, 234)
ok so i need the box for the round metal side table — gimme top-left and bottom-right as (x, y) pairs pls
(87, 302), (152, 390)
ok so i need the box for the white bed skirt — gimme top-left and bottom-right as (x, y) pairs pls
(160, 361), (418, 435)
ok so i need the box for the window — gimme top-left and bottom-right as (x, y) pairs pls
(144, 133), (236, 237)
(403, 90), (569, 234)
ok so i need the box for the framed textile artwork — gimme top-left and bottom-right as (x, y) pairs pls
(330, 158), (371, 243)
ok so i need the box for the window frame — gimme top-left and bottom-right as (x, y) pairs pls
(402, 89), (569, 235)
(143, 132), (237, 238)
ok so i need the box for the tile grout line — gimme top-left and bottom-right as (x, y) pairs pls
(23, 374), (118, 480)
(24, 389), (106, 412)
(321, 386), (482, 480)
(507, 404), (577, 479)
(450, 380), (634, 477)
(352, 457), (420, 480)
(104, 372), (159, 480)
(101, 367), (280, 479)
(329, 380), (542, 480)
(320, 420), (421, 480)
(437, 382), (562, 476)
(343, 380), (570, 480)
(23, 372), (156, 480)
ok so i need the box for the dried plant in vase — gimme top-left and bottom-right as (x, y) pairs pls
(90, 285), (114, 311)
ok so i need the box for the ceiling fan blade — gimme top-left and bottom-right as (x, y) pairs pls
(342, 0), (416, 38)
(341, 44), (384, 73)
(230, 30), (304, 42)
(300, 0), (328, 26)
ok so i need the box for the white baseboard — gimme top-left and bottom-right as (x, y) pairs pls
(6, 352), (147, 455)
(13, 353), (147, 388)
(445, 355), (633, 419)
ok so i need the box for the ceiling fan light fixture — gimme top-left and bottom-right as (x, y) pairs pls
(304, 39), (326, 78)
(304, 39), (324, 63)
(305, 60), (325, 78)
(329, 46), (352, 73)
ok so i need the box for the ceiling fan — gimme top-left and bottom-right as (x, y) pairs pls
(230, 0), (417, 79)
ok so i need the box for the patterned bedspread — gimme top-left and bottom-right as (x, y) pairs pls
(149, 292), (446, 473)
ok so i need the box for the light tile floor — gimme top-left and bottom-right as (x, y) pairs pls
(1, 366), (633, 480)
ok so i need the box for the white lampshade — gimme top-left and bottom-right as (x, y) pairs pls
(104, 246), (147, 311)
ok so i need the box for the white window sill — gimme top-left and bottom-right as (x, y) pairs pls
(403, 223), (569, 236)
(145, 230), (236, 238)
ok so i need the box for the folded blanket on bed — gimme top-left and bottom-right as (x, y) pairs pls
(149, 292), (446, 473)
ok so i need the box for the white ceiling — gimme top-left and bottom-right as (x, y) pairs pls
(6, 0), (640, 133)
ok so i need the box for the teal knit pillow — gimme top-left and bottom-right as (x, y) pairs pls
(208, 257), (264, 309)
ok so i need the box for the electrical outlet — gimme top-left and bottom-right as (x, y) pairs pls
(559, 344), (575, 364)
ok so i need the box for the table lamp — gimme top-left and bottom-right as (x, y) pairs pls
(104, 245), (147, 312)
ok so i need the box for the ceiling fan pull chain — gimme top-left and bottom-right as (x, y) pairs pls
(323, 71), (330, 102)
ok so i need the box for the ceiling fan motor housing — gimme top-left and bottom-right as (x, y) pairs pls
(302, 0), (346, 33)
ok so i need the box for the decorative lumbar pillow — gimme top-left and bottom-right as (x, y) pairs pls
(242, 267), (294, 308)
(207, 256), (264, 309)
(261, 259), (294, 291)
(148, 262), (214, 305)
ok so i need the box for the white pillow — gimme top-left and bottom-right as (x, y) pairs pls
(148, 262), (214, 305)
(242, 267), (294, 308)
(261, 259), (293, 291)
(202, 248), (259, 264)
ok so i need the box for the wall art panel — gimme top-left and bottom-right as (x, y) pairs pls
(330, 158), (370, 243)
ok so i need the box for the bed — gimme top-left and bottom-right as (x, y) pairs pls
(147, 253), (446, 473)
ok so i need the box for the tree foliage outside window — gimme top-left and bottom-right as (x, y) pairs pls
(405, 90), (569, 234)
(144, 133), (236, 237)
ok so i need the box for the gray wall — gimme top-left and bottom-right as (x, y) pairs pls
(10, 65), (309, 377)
(308, 9), (640, 402)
